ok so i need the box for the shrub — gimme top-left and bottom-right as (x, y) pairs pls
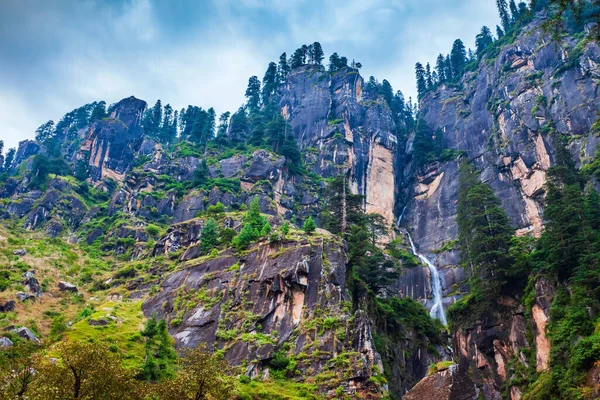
(302, 217), (316, 234)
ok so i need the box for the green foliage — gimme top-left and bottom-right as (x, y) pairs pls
(232, 223), (259, 251)
(412, 119), (446, 168)
(201, 218), (219, 254)
(269, 352), (290, 370)
(206, 202), (225, 215)
(280, 222), (290, 237)
(138, 316), (177, 381)
(302, 217), (316, 234)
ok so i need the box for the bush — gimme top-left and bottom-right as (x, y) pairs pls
(269, 352), (290, 370)
(302, 217), (316, 234)
(146, 224), (161, 238)
(206, 202), (226, 215)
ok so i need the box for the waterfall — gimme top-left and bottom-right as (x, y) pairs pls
(406, 232), (447, 326)
(395, 205), (407, 230)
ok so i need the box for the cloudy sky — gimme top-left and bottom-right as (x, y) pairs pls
(0, 0), (500, 150)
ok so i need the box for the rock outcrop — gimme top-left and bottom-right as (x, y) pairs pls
(79, 96), (147, 181)
(280, 65), (398, 227)
(143, 234), (388, 395)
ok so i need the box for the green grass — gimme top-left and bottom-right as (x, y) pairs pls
(65, 301), (146, 369)
(234, 378), (322, 400)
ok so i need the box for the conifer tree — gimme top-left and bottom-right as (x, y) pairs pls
(496, 25), (505, 38)
(509, 0), (519, 23)
(476, 26), (494, 57)
(278, 52), (290, 81)
(497, 0), (511, 31)
(425, 63), (433, 89)
(435, 54), (446, 83)
(311, 42), (324, 65)
(444, 55), (453, 83)
(380, 79), (394, 107)
(245, 76), (261, 112)
(456, 161), (513, 298)
(201, 218), (219, 254)
(450, 39), (467, 79)
(415, 62), (427, 97)
(261, 62), (278, 103)
(302, 216), (316, 234)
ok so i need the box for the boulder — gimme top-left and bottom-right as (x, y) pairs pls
(0, 300), (16, 312)
(13, 326), (40, 343)
(58, 281), (78, 292)
(88, 319), (109, 326)
(0, 337), (13, 347)
(219, 155), (248, 178)
(16, 292), (35, 302)
(23, 276), (42, 297)
(12, 249), (26, 256)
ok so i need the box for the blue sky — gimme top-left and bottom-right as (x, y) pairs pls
(0, 0), (500, 150)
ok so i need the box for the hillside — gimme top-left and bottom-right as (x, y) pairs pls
(1, 2), (600, 400)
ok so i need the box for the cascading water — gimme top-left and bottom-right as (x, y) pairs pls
(406, 232), (447, 326)
(395, 205), (407, 230)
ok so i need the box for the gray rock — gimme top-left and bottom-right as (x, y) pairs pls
(23, 276), (42, 297)
(219, 155), (248, 178)
(13, 326), (39, 342)
(12, 249), (26, 256)
(0, 300), (16, 312)
(16, 292), (35, 302)
(0, 337), (13, 347)
(58, 281), (78, 292)
(88, 319), (109, 326)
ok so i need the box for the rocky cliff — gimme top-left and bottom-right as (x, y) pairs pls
(280, 65), (398, 227)
(402, 16), (600, 400)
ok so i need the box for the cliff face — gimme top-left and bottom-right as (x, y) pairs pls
(402, 18), (600, 400)
(79, 96), (147, 181)
(403, 18), (600, 252)
(280, 65), (398, 226)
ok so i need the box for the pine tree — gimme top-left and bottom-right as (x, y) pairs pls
(435, 54), (446, 83)
(261, 62), (278, 103)
(456, 161), (513, 298)
(277, 52), (290, 81)
(160, 104), (177, 144)
(290, 48), (304, 69)
(201, 219), (219, 254)
(323, 175), (364, 234)
(380, 79), (394, 107)
(497, 0), (511, 31)
(260, 221), (272, 237)
(496, 25), (505, 38)
(509, 0), (519, 23)
(245, 76), (261, 112)
(450, 39), (467, 80)
(90, 101), (107, 121)
(228, 108), (249, 142)
(35, 121), (56, 144)
(302, 217), (316, 234)
(3, 148), (15, 171)
(476, 26), (494, 57)
(328, 53), (347, 72)
(425, 63), (433, 89)
(280, 222), (290, 237)
(217, 112), (230, 138)
(444, 55), (453, 83)
(311, 42), (324, 65)
(415, 62), (427, 97)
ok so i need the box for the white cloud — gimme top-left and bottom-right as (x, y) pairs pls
(0, 0), (501, 151)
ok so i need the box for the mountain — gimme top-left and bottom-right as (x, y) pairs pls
(1, 4), (600, 400)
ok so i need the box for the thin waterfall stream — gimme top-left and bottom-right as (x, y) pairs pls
(406, 232), (447, 326)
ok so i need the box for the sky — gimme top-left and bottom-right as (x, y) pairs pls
(0, 0), (500, 151)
